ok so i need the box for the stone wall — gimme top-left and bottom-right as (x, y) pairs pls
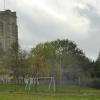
(0, 9), (18, 51)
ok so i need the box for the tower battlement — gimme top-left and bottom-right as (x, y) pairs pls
(0, 9), (16, 16)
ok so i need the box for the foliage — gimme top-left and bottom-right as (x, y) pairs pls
(2, 42), (29, 85)
(90, 52), (100, 78)
(0, 59), (7, 74)
(31, 42), (57, 61)
(0, 49), (8, 74)
(91, 78), (100, 89)
(28, 55), (51, 77)
(31, 39), (91, 78)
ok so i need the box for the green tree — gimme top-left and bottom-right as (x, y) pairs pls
(31, 42), (57, 61)
(91, 52), (100, 78)
(31, 39), (91, 85)
(5, 43), (29, 85)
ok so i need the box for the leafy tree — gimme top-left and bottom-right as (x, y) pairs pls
(91, 52), (100, 78)
(29, 55), (50, 77)
(4, 43), (29, 85)
(0, 59), (6, 74)
(31, 39), (91, 79)
(28, 55), (51, 91)
(31, 42), (57, 61)
(52, 39), (91, 75)
(0, 49), (7, 74)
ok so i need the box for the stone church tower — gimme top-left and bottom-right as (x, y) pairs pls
(0, 9), (18, 51)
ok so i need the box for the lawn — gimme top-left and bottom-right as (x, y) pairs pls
(0, 84), (100, 93)
(0, 84), (100, 100)
(0, 92), (100, 100)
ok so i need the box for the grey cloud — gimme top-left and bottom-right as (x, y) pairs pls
(1, 0), (100, 60)
(74, 5), (100, 60)
(76, 5), (100, 29)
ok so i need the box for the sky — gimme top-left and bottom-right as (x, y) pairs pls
(0, 0), (100, 61)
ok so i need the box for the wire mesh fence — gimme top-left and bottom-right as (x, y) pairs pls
(0, 68), (100, 92)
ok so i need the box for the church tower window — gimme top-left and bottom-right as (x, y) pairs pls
(0, 22), (3, 35)
(7, 22), (10, 33)
(12, 23), (15, 37)
(0, 43), (2, 49)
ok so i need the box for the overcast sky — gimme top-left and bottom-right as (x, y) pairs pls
(0, 0), (100, 61)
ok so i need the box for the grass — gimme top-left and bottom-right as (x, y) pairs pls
(0, 84), (100, 100)
(0, 84), (100, 93)
(0, 92), (100, 100)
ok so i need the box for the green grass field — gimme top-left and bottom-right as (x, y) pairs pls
(0, 84), (100, 93)
(0, 84), (100, 100)
(0, 92), (100, 100)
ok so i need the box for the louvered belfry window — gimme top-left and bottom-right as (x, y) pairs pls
(0, 22), (3, 35)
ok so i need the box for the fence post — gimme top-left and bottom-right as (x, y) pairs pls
(78, 76), (80, 93)
(37, 96), (39, 100)
(60, 96), (62, 100)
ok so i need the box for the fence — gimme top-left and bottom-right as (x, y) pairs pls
(0, 68), (100, 92)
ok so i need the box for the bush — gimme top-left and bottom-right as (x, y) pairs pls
(92, 78), (100, 89)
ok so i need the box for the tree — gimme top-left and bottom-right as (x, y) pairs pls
(31, 42), (58, 76)
(5, 43), (29, 85)
(28, 55), (51, 91)
(29, 54), (51, 77)
(91, 52), (100, 78)
(0, 59), (6, 74)
(31, 42), (57, 61)
(31, 39), (91, 81)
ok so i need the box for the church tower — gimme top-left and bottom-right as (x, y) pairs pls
(0, 9), (18, 51)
